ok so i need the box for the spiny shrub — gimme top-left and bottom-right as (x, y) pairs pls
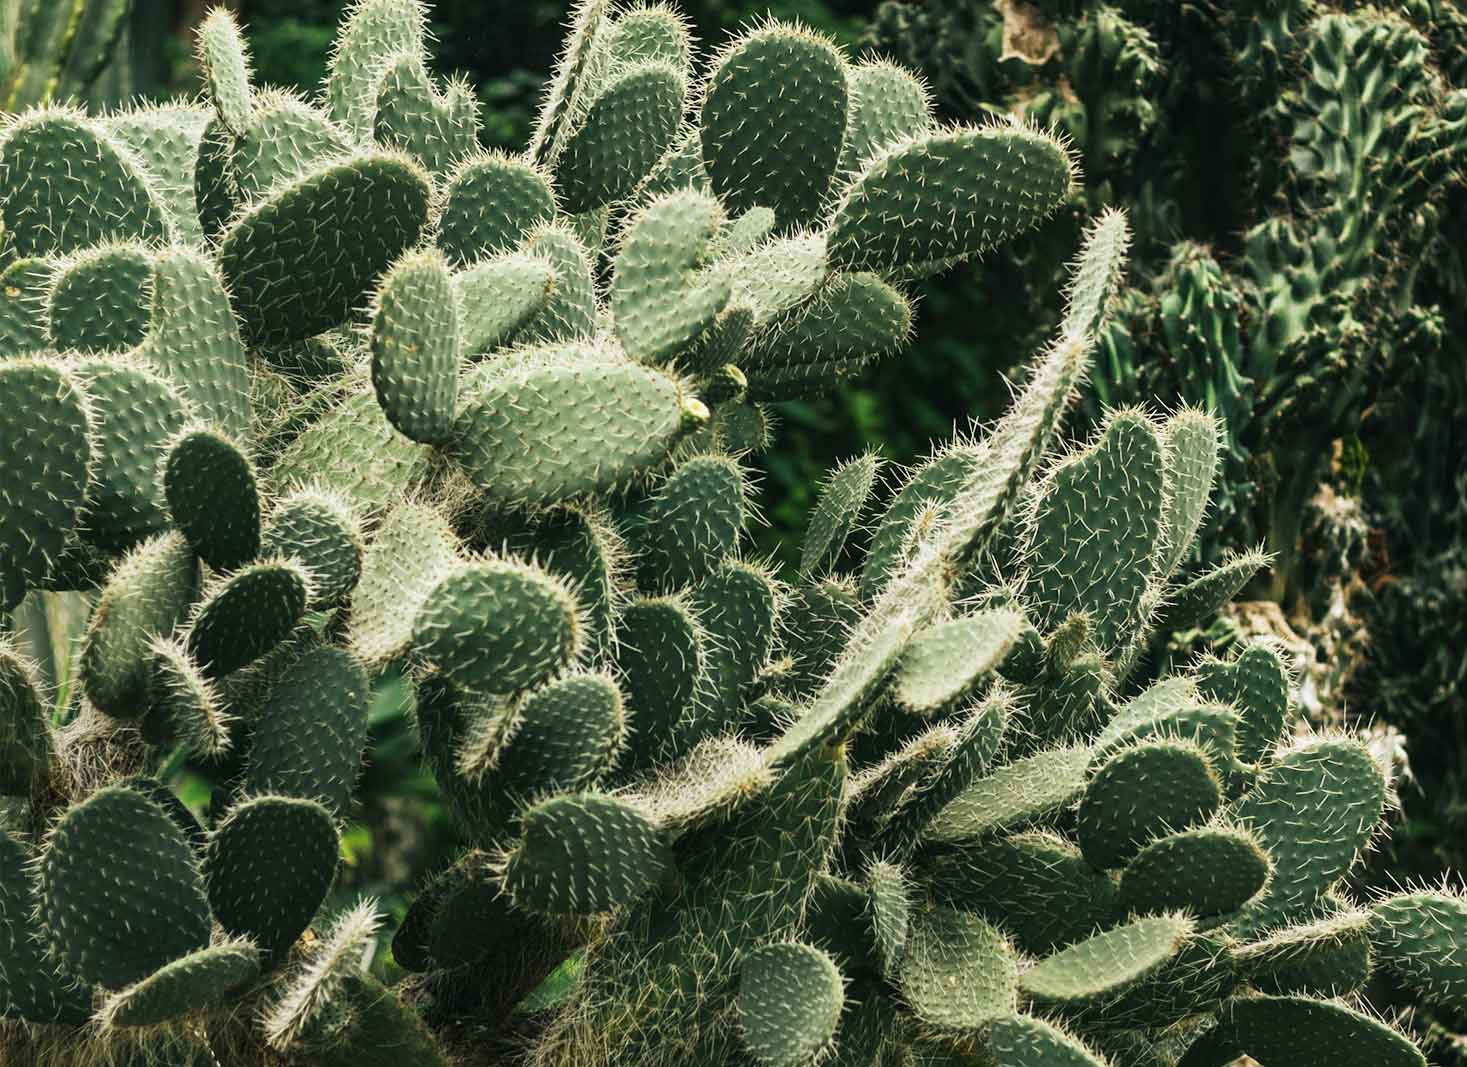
(0, 2), (1462, 1067)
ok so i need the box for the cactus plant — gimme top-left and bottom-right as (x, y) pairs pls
(0, 2), (1462, 1067)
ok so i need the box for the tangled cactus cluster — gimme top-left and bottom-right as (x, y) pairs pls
(1, 1), (1465, 1066)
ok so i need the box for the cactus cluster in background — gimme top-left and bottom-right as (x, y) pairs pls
(1, 1), (1465, 1066)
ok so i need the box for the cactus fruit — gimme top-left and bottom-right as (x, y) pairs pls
(0, 3), (1458, 1066)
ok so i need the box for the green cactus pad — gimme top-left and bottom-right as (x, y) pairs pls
(81, 531), (199, 717)
(1119, 826), (1270, 918)
(229, 93), (352, 206)
(0, 258), (53, 356)
(1095, 676), (1237, 765)
(49, 243), (154, 352)
(0, 832), (92, 1023)
(0, 645), (52, 795)
(701, 25), (848, 228)
(1233, 912), (1374, 998)
(1025, 411), (1165, 654)
(436, 153), (557, 265)
(370, 249), (461, 446)
(143, 636), (230, 757)
(866, 859), (912, 975)
(1157, 409), (1219, 576)
(725, 233), (828, 327)
(736, 943), (845, 1067)
(1195, 643), (1290, 767)
(1370, 890), (1467, 1012)
(528, 0), (611, 164)
(837, 60), (932, 176)
(350, 501), (460, 666)
(860, 444), (984, 601)
(612, 189), (730, 364)
(827, 121), (1073, 275)
(494, 672), (625, 796)
(0, 360), (93, 595)
(988, 1015), (1108, 1067)
(925, 744), (1090, 845)
(1156, 549), (1271, 634)
(1177, 996), (1424, 1067)
(196, 8), (254, 132)
(194, 117), (238, 240)
(626, 453), (746, 589)
(99, 940), (260, 1029)
(556, 61), (686, 212)
(0, 110), (169, 257)
(205, 794), (339, 961)
(891, 608), (1027, 716)
(1078, 739), (1222, 869)
(186, 560), (310, 679)
(899, 906), (1017, 1028)
(373, 53), (480, 175)
(1021, 915), (1194, 1011)
(516, 223), (598, 343)
(324, 0), (427, 140)
(38, 785), (211, 990)
(164, 427), (261, 572)
(413, 559), (580, 696)
(615, 595), (704, 766)
(502, 792), (669, 914)
(607, 4), (691, 66)
(246, 646), (369, 813)
(456, 253), (557, 358)
(927, 831), (1121, 957)
(1229, 737), (1385, 937)
(451, 356), (697, 506)
(778, 579), (860, 700)
(105, 105), (211, 245)
(219, 152), (432, 345)
(687, 560), (778, 732)
(260, 490), (362, 608)
(800, 452), (881, 577)
(73, 357), (190, 552)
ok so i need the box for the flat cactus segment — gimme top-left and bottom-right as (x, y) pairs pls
(135, 248), (253, 441)
(73, 357), (190, 552)
(0, 258), (53, 356)
(1158, 409), (1220, 576)
(260, 491), (362, 608)
(38, 785), (211, 991)
(837, 60), (932, 176)
(826, 121), (1074, 276)
(194, 118), (238, 241)
(218, 152), (432, 345)
(1370, 891), (1467, 1012)
(105, 105), (211, 245)
(1195, 643), (1290, 766)
(499, 506), (623, 664)
(866, 859), (912, 974)
(1233, 912), (1374, 998)
(1164, 546), (1270, 629)
(0, 645), (52, 795)
(455, 253), (557, 357)
(926, 831), (1121, 956)
(494, 673), (625, 795)
(370, 249), (461, 445)
(607, 4), (691, 66)
(204, 795), (339, 961)
(701, 25), (849, 228)
(891, 608), (1027, 716)
(1021, 915), (1194, 1011)
(626, 453), (746, 589)
(778, 579), (861, 701)
(516, 224), (599, 343)
(373, 53), (480, 175)
(1078, 739), (1222, 869)
(229, 94), (353, 204)
(556, 61), (686, 212)
(246, 646), (370, 813)
(0, 110), (169, 257)
(612, 189), (730, 364)
(0, 360), (93, 598)
(325, 0), (427, 140)
(49, 244), (154, 352)
(925, 744), (1089, 845)
(350, 501), (460, 666)
(501, 792), (669, 914)
(801, 452), (881, 577)
(412, 560), (580, 696)
(1229, 737), (1385, 937)
(436, 153), (557, 265)
(142, 636), (230, 757)
(1119, 826), (1270, 918)
(100, 941), (260, 1028)
(1025, 410), (1166, 654)
(529, 0), (613, 165)
(80, 532), (199, 717)
(615, 596), (704, 767)
(0, 831), (91, 1023)
(451, 357), (698, 506)
(860, 445), (985, 601)
(688, 560), (778, 732)
(899, 906), (1017, 1028)
(1060, 206), (1132, 340)
(725, 234), (829, 328)
(1177, 996), (1425, 1067)
(186, 560), (310, 679)
(736, 943), (845, 1067)
(196, 8), (254, 134)
(988, 1015), (1108, 1067)
(164, 427), (261, 572)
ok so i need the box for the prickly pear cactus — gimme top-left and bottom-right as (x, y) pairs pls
(0, 3), (1461, 1067)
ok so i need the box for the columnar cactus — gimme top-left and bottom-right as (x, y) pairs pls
(0, 3), (1462, 1067)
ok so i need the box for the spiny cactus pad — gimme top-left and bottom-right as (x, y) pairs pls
(736, 942), (845, 1066)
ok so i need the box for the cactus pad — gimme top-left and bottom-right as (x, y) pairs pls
(186, 560), (310, 679)
(736, 943), (845, 1067)
(164, 427), (261, 572)
(898, 906), (1017, 1028)
(370, 249), (461, 445)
